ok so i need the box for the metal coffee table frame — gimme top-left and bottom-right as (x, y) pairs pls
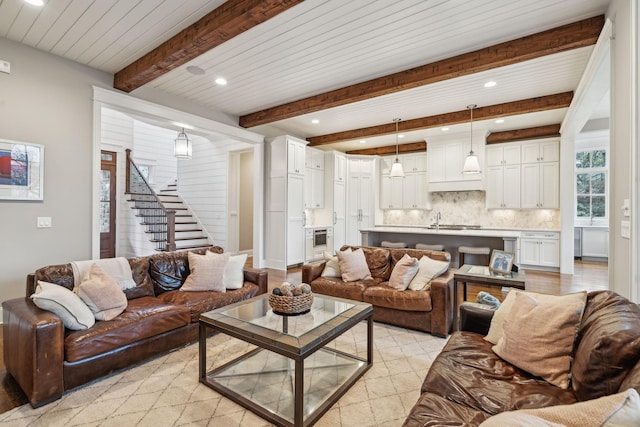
(199, 294), (373, 427)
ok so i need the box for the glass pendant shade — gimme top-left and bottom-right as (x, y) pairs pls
(390, 160), (404, 177)
(462, 152), (481, 174)
(390, 117), (404, 177)
(174, 128), (192, 159)
(462, 104), (481, 174)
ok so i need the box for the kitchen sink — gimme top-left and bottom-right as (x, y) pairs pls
(427, 224), (482, 230)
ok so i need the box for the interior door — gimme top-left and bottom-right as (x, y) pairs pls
(100, 151), (117, 258)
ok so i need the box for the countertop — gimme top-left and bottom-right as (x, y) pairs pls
(361, 225), (559, 238)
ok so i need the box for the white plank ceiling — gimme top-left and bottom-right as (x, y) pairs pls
(0, 0), (612, 150)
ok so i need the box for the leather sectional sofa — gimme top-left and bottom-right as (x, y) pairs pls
(403, 290), (640, 426)
(302, 245), (454, 337)
(2, 246), (267, 408)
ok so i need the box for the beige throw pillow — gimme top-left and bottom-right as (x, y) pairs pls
(181, 252), (229, 292)
(77, 264), (128, 321)
(388, 254), (419, 290)
(407, 255), (449, 291)
(337, 248), (372, 282)
(223, 253), (247, 289)
(485, 290), (587, 345)
(31, 281), (95, 330)
(492, 291), (586, 389)
(479, 388), (640, 427)
(321, 249), (349, 277)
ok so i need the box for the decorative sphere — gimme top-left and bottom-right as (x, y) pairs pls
(281, 283), (292, 294)
(292, 287), (303, 296)
(282, 289), (294, 297)
(300, 283), (312, 294)
(272, 288), (282, 296)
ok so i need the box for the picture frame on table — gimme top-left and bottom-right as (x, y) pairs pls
(0, 139), (44, 201)
(489, 249), (514, 275)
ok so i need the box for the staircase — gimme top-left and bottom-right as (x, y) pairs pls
(125, 149), (212, 251)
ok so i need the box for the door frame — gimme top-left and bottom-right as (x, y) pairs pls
(100, 150), (117, 258)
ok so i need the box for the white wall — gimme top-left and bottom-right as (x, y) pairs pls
(178, 137), (254, 251)
(607, 0), (637, 300)
(0, 37), (112, 302)
(239, 151), (254, 251)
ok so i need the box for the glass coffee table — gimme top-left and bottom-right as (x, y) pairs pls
(199, 294), (373, 427)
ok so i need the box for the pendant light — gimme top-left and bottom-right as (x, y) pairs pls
(174, 128), (192, 159)
(462, 104), (481, 174)
(389, 118), (404, 177)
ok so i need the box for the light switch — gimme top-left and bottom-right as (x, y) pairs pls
(37, 217), (52, 228)
(621, 220), (630, 239)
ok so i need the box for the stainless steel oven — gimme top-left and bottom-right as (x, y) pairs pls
(313, 228), (328, 247)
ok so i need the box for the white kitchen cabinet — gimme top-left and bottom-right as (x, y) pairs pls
(403, 171), (429, 209)
(287, 139), (305, 175)
(332, 181), (346, 252)
(582, 227), (609, 258)
(521, 139), (559, 164)
(334, 153), (346, 183)
(520, 232), (559, 268)
(401, 153), (428, 172)
(306, 147), (325, 170)
(486, 144), (521, 166)
(486, 164), (520, 208)
(265, 135), (308, 269)
(304, 167), (324, 209)
(521, 162), (559, 208)
(381, 175), (403, 209)
(346, 157), (375, 245)
(287, 174), (305, 265)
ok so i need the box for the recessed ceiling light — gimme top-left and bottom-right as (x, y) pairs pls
(441, 127), (449, 131)
(360, 139), (366, 144)
(398, 134), (405, 138)
(186, 65), (205, 75)
(484, 81), (497, 88)
(24, 0), (44, 5)
(215, 77), (227, 85)
(495, 119), (505, 123)
(311, 119), (320, 124)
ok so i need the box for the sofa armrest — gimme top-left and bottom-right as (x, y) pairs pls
(302, 261), (326, 284)
(2, 297), (65, 407)
(428, 270), (454, 338)
(243, 268), (268, 295)
(459, 302), (496, 335)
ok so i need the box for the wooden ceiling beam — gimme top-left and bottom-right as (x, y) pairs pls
(239, 15), (603, 128)
(347, 141), (426, 156)
(307, 92), (573, 146)
(114, 0), (303, 92)
(486, 124), (561, 144)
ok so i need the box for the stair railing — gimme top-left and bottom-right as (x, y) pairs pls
(125, 149), (176, 251)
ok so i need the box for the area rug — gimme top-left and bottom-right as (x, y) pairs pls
(0, 323), (448, 427)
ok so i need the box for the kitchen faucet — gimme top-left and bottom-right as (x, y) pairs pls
(435, 211), (442, 231)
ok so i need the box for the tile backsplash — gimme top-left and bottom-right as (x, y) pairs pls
(382, 191), (560, 229)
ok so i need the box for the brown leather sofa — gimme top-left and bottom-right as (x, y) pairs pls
(2, 246), (267, 408)
(403, 290), (640, 426)
(302, 245), (454, 337)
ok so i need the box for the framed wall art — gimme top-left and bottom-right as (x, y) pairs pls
(0, 139), (44, 201)
(489, 249), (514, 275)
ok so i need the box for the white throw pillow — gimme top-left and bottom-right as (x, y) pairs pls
(337, 248), (372, 282)
(492, 290), (586, 389)
(485, 290), (587, 345)
(407, 256), (450, 291)
(223, 253), (248, 289)
(388, 254), (419, 290)
(181, 252), (229, 292)
(76, 264), (128, 321)
(321, 249), (349, 277)
(479, 388), (640, 427)
(31, 281), (95, 330)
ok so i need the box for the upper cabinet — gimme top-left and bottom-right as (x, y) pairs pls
(305, 147), (325, 209)
(287, 139), (305, 175)
(485, 138), (559, 209)
(380, 153), (430, 210)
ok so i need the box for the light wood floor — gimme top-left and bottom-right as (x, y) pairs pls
(0, 260), (608, 413)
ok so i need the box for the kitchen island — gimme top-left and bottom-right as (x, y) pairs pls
(360, 226), (527, 268)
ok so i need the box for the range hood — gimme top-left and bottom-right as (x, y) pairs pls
(429, 180), (485, 192)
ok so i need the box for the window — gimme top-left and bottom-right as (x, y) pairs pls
(575, 148), (607, 224)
